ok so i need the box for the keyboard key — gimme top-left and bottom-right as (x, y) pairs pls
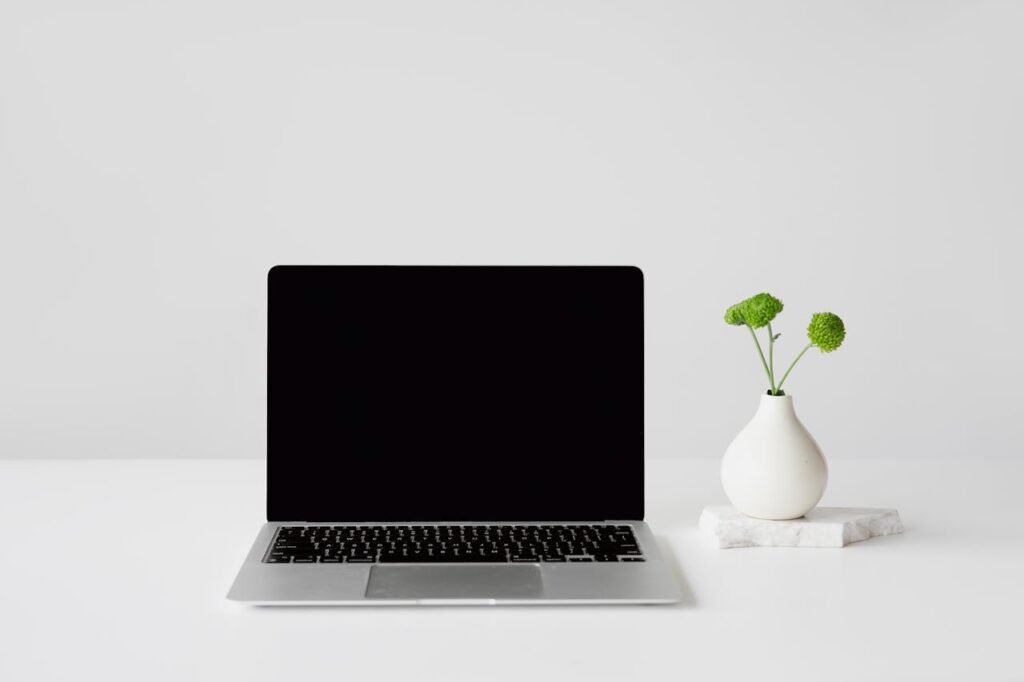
(380, 554), (500, 563)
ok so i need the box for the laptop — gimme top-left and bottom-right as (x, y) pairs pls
(227, 265), (681, 605)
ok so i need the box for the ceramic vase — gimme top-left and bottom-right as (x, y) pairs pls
(721, 394), (827, 520)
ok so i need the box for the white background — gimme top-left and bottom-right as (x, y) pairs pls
(2, 0), (1022, 460)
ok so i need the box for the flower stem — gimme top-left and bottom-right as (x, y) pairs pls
(745, 324), (774, 393)
(767, 322), (777, 394)
(776, 342), (814, 393)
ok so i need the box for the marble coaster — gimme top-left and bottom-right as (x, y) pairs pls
(700, 506), (904, 548)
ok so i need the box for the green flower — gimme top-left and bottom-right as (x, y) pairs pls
(807, 312), (845, 352)
(722, 292), (783, 328)
(740, 292), (783, 329)
(724, 303), (746, 325)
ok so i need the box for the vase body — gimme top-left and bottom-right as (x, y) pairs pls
(721, 394), (827, 520)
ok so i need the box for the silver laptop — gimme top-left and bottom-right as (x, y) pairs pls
(228, 265), (680, 605)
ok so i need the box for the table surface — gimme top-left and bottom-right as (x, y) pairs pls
(1, 457), (1021, 682)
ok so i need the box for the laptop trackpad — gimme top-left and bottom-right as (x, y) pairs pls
(366, 565), (543, 600)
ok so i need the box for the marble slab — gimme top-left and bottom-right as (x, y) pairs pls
(700, 506), (904, 548)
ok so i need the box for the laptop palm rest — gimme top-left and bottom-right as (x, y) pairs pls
(365, 565), (543, 600)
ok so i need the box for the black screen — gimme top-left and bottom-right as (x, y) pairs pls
(267, 266), (643, 522)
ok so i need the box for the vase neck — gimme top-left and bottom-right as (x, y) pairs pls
(756, 394), (796, 419)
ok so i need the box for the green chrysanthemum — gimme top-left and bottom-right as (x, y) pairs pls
(807, 312), (845, 352)
(724, 303), (746, 325)
(740, 292), (783, 329)
(723, 293), (783, 328)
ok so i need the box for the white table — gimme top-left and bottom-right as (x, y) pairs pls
(1, 458), (1020, 682)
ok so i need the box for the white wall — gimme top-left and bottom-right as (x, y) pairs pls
(2, 1), (1021, 459)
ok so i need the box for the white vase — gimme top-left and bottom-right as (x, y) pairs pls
(721, 394), (828, 520)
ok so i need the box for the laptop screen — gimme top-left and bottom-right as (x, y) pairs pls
(267, 266), (643, 522)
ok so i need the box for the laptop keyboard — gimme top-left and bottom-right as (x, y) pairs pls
(264, 524), (645, 564)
